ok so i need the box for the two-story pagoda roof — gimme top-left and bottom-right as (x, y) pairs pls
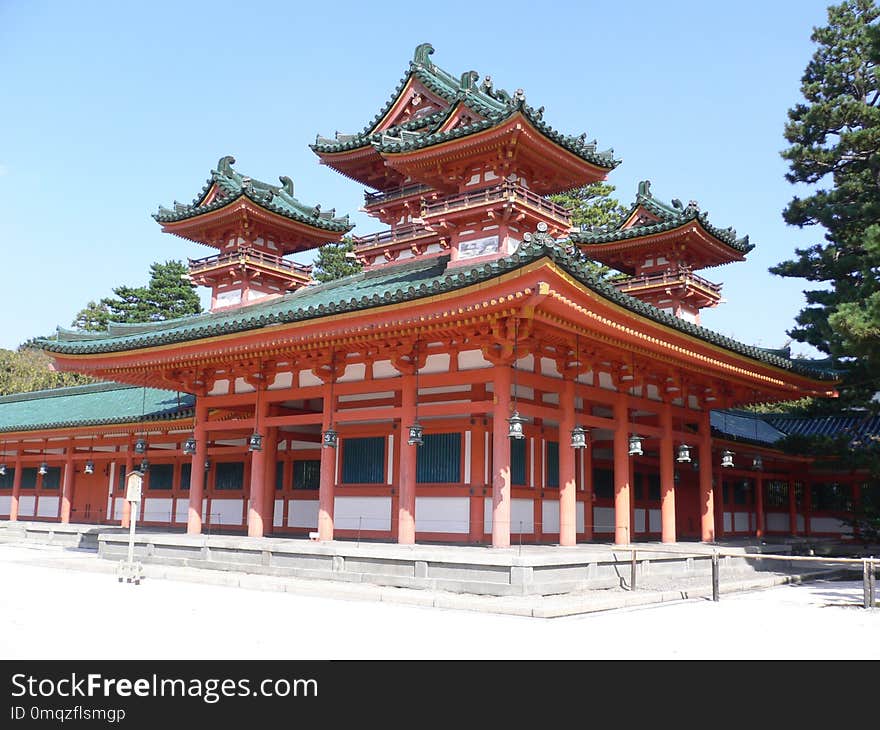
(311, 43), (619, 194)
(569, 180), (754, 273)
(154, 156), (353, 252)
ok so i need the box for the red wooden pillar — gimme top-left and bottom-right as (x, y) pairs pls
(60, 450), (74, 523)
(187, 399), (208, 535)
(559, 379), (576, 546)
(9, 457), (22, 521)
(698, 410), (715, 542)
(659, 402), (676, 543)
(317, 381), (336, 541)
(492, 366), (512, 548)
(755, 473), (765, 538)
(261, 427), (279, 534)
(468, 415), (486, 543)
(583, 432), (593, 541)
(121, 451), (134, 529)
(247, 387), (269, 538)
(613, 393), (631, 545)
(398, 373), (417, 544)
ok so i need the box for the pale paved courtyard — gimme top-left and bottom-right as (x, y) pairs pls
(1, 543), (878, 660)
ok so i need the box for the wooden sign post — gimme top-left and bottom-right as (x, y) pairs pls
(117, 470), (145, 585)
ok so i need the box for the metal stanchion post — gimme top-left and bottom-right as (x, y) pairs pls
(630, 549), (637, 591)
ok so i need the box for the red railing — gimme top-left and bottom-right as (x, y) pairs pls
(420, 181), (572, 222)
(352, 223), (435, 249)
(189, 248), (312, 276)
(615, 269), (722, 294)
(363, 184), (432, 207)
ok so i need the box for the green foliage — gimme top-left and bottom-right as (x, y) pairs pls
(549, 182), (627, 278)
(71, 260), (202, 332)
(0, 347), (93, 396)
(549, 182), (627, 230)
(312, 237), (362, 283)
(772, 0), (880, 407)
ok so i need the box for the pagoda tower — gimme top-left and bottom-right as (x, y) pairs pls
(154, 156), (353, 311)
(312, 43), (618, 269)
(569, 180), (754, 324)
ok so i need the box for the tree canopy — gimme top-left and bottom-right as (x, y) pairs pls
(71, 260), (202, 332)
(312, 237), (362, 283)
(548, 181), (627, 231)
(771, 0), (880, 408)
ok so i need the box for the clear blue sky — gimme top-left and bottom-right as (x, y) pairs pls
(0, 0), (837, 356)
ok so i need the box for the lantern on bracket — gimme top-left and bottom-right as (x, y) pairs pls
(570, 425), (588, 450)
(407, 341), (425, 447)
(322, 351), (339, 449)
(628, 434), (643, 457)
(183, 437), (197, 456)
(752, 455), (764, 472)
(676, 444), (692, 463)
(38, 462), (48, 476)
(721, 449), (735, 468)
(508, 318), (527, 440)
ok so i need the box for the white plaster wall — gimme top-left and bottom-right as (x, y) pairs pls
(298, 370), (323, 387)
(113, 498), (125, 521)
(458, 349), (491, 370)
(334, 496), (391, 531)
(17, 495), (35, 517)
(234, 377), (255, 394)
(338, 363), (366, 383)
(734, 512), (750, 532)
(649, 509), (662, 533)
(542, 500), (559, 533)
(208, 499), (244, 526)
(371, 360), (397, 379)
(577, 502), (585, 533)
(174, 499), (191, 523)
(593, 506), (614, 533)
(422, 354), (450, 374)
(273, 499), (284, 528)
(810, 517), (852, 535)
(0, 495), (11, 515)
(724, 512), (732, 533)
(766, 513), (789, 532)
(142, 498), (173, 523)
(208, 379), (230, 396)
(289, 499), (319, 529)
(483, 497), (534, 534)
(415, 497), (469, 534)
(37, 496), (59, 519)
(269, 372), (293, 390)
(797, 515), (805, 532)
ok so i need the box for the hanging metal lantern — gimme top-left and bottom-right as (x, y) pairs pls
(134, 437), (148, 454)
(183, 437), (197, 455)
(628, 434), (643, 456)
(507, 410), (526, 439)
(570, 425), (588, 450)
(407, 421), (424, 446)
(204, 458), (211, 471)
(721, 449), (735, 468)
(0, 464), (6, 477)
(38, 462), (48, 475)
(139, 458), (149, 473)
(322, 426), (339, 449)
(676, 444), (692, 463)
(248, 433), (263, 452)
(752, 455), (763, 472)
(84, 460), (95, 475)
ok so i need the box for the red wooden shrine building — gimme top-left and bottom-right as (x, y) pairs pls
(1, 44), (870, 547)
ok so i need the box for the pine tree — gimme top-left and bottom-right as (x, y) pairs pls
(548, 181), (627, 230)
(771, 0), (880, 407)
(312, 237), (362, 283)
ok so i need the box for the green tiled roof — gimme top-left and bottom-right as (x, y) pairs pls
(0, 382), (193, 433)
(570, 180), (753, 254)
(153, 156), (353, 233)
(38, 232), (835, 382)
(310, 43), (618, 173)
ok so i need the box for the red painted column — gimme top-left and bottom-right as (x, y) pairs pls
(9, 457), (22, 521)
(261, 428), (279, 534)
(187, 399), (208, 535)
(60, 450), (74, 523)
(247, 388), (269, 538)
(613, 393), (631, 545)
(698, 410), (716, 542)
(317, 382), (336, 541)
(583, 433), (593, 541)
(788, 479), (797, 536)
(659, 402), (676, 543)
(397, 373), (417, 544)
(468, 416), (486, 543)
(755, 473), (764, 538)
(559, 379), (576, 546)
(492, 365), (512, 548)
(121, 451), (133, 529)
